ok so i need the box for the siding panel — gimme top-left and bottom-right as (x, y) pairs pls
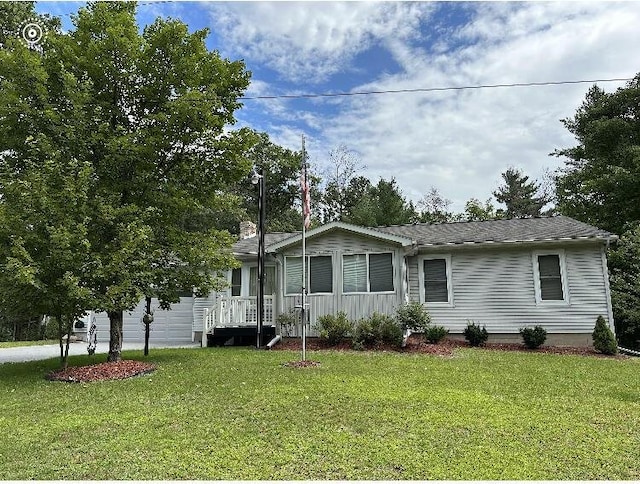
(409, 245), (610, 334)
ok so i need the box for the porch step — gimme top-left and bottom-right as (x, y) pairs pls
(207, 326), (276, 347)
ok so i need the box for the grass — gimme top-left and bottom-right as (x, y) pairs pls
(0, 347), (639, 480)
(0, 339), (58, 348)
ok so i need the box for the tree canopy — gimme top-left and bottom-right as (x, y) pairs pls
(554, 76), (640, 236)
(0, 2), (254, 360)
(493, 167), (550, 218)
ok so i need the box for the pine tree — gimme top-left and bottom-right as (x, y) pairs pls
(493, 167), (550, 218)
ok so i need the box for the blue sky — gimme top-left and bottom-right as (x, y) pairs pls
(35, 1), (640, 213)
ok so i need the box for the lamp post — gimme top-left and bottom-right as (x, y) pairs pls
(251, 168), (265, 349)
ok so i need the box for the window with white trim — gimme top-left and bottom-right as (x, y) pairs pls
(285, 256), (333, 295)
(533, 252), (568, 302)
(419, 256), (452, 304)
(343, 252), (394, 293)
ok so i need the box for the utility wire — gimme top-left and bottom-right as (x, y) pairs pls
(243, 78), (634, 101)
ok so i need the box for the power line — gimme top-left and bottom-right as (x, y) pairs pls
(243, 77), (634, 101)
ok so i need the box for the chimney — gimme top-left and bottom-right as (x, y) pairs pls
(239, 221), (257, 239)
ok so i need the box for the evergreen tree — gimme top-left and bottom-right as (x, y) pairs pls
(493, 167), (550, 218)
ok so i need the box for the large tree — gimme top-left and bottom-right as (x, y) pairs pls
(554, 75), (640, 348)
(320, 145), (366, 223)
(554, 76), (640, 236)
(349, 178), (416, 227)
(232, 131), (303, 233)
(493, 167), (551, 218)
(608, 224), (640, 350)
(0, 2), (253, 361)
(417, 187), (456, 223)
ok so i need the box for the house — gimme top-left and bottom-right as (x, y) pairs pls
(91, 215), (617, 347)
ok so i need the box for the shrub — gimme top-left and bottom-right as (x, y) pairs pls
(592, 315), (618, 355)
(353, 312), (403, 349)
(464, 321), (488, 347)
(395, 302), (431, 333)
(424, 325), (448, 344)
(316, 311), (352, 346)
(276, 310), (298, 338)
(519, 325), (547, 349)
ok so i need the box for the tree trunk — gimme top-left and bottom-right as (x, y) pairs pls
(107, 310), (123, 362)
(62, 316), (72, 370)
(144, 296), (151, 356)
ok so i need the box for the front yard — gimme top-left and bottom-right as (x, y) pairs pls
(0, 346), (638, 479)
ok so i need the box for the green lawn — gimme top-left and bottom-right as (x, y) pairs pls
(0, 347), (638, 480)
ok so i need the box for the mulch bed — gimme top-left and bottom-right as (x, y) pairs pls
(273, 334), (622, 358)
(46, 360), (156, 383)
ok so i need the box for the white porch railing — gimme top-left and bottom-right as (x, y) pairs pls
(202, 296), (275, 346)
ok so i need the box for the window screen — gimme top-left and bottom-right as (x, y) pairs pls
(343, 254), (367, 292)
(424, 258), (448, 302)
(369, 253), (394, 292)
(538, 254), (563, 300)
(310, 256), (333, 293)
(249, 266), (276, 296)
(285, 257), (303, 295)
(231, 268), (241, 297)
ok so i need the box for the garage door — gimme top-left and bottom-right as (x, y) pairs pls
(91, 297), (194, 345)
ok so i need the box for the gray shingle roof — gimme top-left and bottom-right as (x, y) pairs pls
(232, 216), (614, 254)
(233, 232), (296, 254)
(375, 216), (614, 246)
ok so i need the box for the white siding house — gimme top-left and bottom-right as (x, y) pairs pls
(86, 216), (616, 347)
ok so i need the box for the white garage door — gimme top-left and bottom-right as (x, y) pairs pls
(91, 297), (194, 345)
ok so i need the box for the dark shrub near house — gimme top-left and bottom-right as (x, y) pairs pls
(395, 302), (431, 333)
(464, 322), (489, 347)
(592, 315), (618, 355)
(353, 312), (403, 349)
(519, 325), (547, 349)
(317, 311), (352, 346)
(424, 325), (449, 344)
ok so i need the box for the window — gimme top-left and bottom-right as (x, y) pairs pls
(285, 256), (333, 295)
(231, 268), (241, 297)
(249, 266), (276, 296)
(535, 253), (566, 302)
(343, 252), (394, 293)
(421, 257), (451, 303)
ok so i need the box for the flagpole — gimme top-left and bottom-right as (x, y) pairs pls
(301, 134), (307, 362)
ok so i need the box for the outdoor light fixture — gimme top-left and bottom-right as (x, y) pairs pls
(251, 168), (266, 349)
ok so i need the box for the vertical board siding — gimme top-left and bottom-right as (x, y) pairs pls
(279, 231), (404, 336)
(408, 244), (610, 333)
(92, 297), (194, 344)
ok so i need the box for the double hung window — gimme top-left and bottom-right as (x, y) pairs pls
(285, 256), (333, 294)
(343, 252), (394, 293)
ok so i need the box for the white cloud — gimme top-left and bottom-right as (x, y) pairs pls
(312, 2), (640, 212)
(205, 1), (435, 83)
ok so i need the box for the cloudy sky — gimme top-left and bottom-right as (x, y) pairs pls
(36, 1), (640, 212)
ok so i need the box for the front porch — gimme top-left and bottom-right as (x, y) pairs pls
(202, 296), (276, 347)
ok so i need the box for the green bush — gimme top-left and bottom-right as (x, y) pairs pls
(519, 325), (547, 349)
(464, 321), (488, 347)
(316, 311), (352, 346)
(276, 310), (298, 338)
(424, 325), (448, 344)
(593, 315), (618, 355)
(395, 302), (431, 332)
(353, 312), (403, 349)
